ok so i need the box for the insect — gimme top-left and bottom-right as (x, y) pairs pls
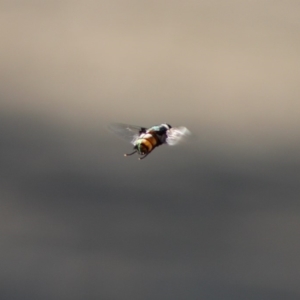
(108, 123), (190, 160)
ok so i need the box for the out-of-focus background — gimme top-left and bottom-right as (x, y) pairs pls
(1, 1), (300, 299)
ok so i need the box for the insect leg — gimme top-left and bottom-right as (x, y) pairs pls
(124, 150), (137, 157)
(138, 153), (149, 160)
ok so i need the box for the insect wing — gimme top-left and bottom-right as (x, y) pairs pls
(166, 126), (191, 146)
(108, 123), (146, 144)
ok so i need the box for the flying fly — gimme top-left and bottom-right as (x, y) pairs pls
(108, 123), (190, 160)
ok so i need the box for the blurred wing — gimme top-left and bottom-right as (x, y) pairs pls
(166, 126), (191, 146)
(108, 123), (147, 144)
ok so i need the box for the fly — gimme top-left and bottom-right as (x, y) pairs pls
(108, 123), (190, 160)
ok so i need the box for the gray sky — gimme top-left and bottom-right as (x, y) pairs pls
(1, 1), (300, 299)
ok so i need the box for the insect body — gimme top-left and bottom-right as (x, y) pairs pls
(108, 123), (190, 160)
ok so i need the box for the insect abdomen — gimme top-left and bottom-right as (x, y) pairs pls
(137, 135), (158, 154)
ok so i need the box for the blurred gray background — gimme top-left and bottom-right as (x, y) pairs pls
(1, 1), (300, 299)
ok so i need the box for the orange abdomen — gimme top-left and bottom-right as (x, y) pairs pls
(139, 135), (158, 153)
